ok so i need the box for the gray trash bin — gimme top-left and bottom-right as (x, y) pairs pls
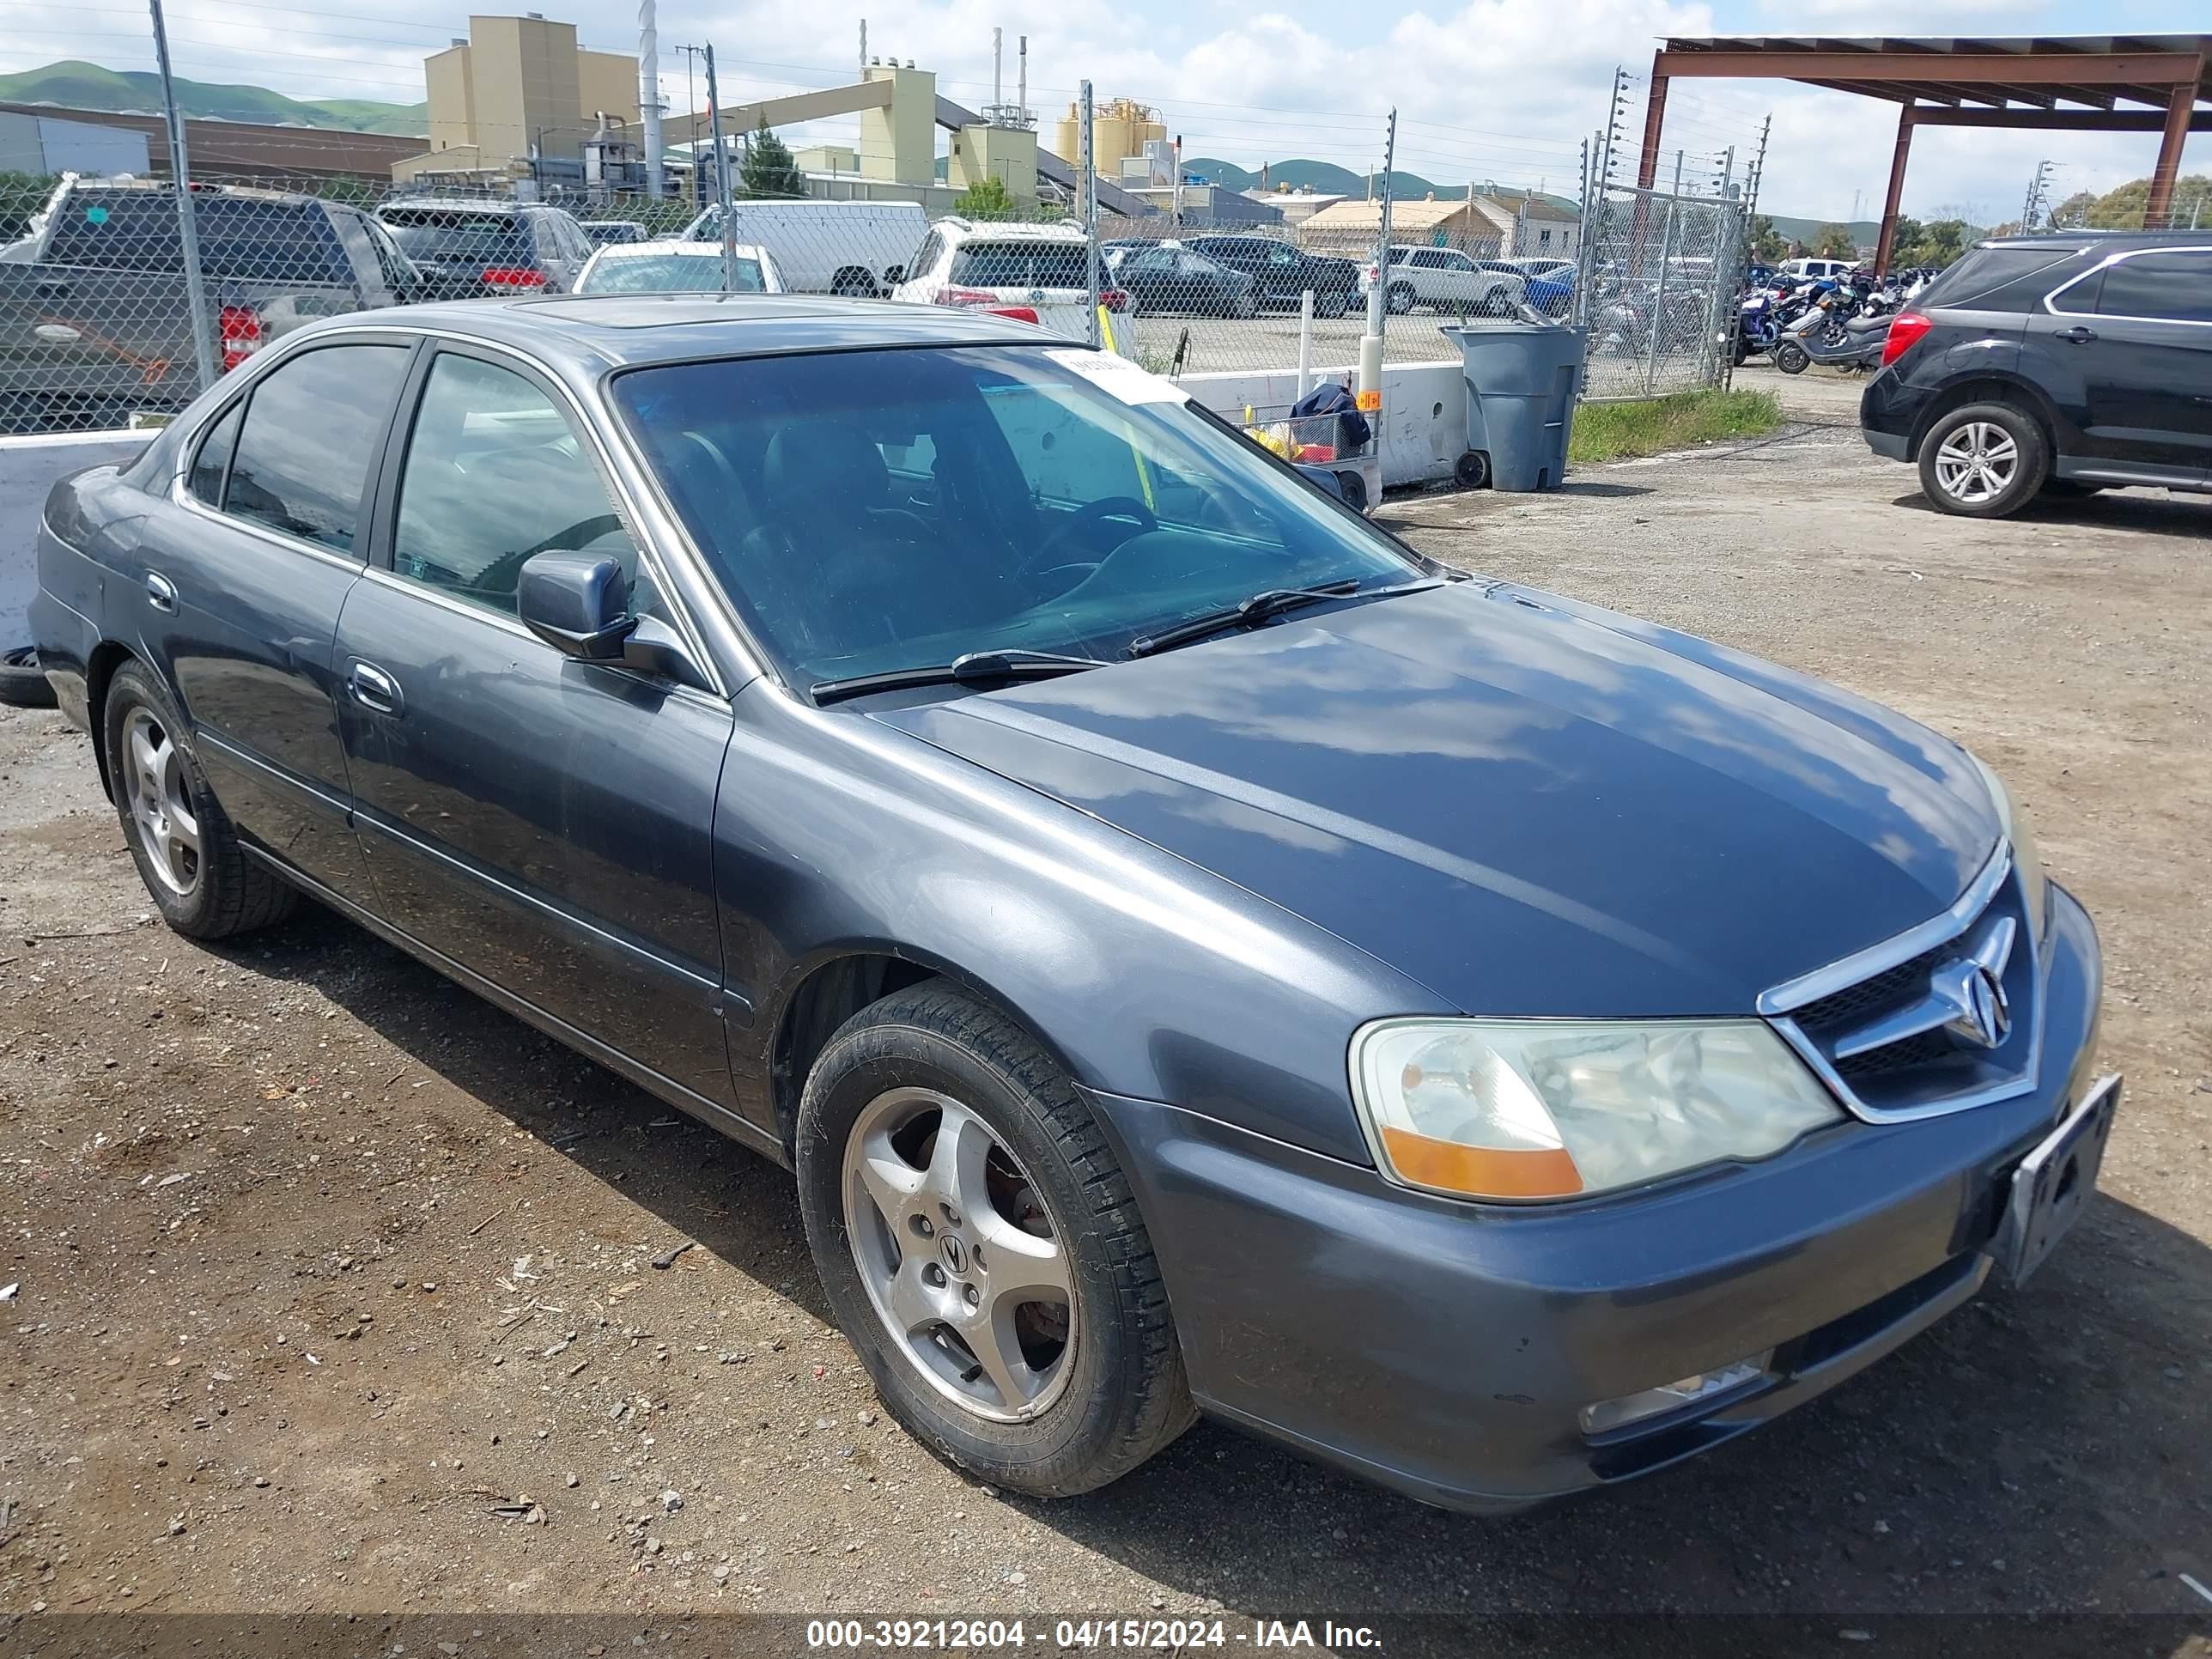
(1439, 322), (1587, 492)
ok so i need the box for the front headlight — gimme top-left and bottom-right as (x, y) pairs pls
(1349, 1019), (1843, 1204)
(1966, 750), (2045, 937)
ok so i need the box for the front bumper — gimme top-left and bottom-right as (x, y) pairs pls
(1092, 882), (2105, 1513)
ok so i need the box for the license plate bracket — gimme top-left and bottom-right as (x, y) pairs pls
(1992, 1074), (2121, 1287)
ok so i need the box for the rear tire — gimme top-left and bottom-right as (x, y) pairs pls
(0, 645), (58, 708)
(796, 982), (1194, 1498)
(104, 662), (296, 939)
(1455, 449), (1492, 489)
(1917, 402), (2049, 520)
(830, 270), (879, 298)
(1317, 288), (1350, 319)
(1385, 282), (1416, 315)
(1774, 340), (1810, 374)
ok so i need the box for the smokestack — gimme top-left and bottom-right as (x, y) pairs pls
(637, 0), (663, 197)
(993, 27), (1003, 112)
(859, 19), (866, 76)
(1018, 36), (1028, 122)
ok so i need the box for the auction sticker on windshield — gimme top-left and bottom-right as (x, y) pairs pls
(1045, 348), (1188, 404)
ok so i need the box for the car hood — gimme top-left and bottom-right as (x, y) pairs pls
(874, 581), (1999, 1018)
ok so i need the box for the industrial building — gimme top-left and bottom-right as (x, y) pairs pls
(396, 13), (641, 185)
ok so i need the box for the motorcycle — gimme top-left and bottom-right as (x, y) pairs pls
(1772, 295), (1891, 374)
(1733, 289), (1783, 364)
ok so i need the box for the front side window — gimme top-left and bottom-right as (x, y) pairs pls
(392, 352), (638, 616)
(2095, 252), (2212, 324)
(224, 343), (410, 553)
(612, 345), (1418, 688)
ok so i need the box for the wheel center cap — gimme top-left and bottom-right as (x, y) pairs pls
(938, 1233), (969, 1277)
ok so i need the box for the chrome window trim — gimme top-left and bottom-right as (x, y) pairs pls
(1759, 842), (2040, 1124)
(2044, 244), (2212, 326)
(214, 319), (748, 702)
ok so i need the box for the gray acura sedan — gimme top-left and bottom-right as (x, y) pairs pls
(31, 297), (2114, 1512)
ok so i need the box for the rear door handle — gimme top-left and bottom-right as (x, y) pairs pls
(2053, 325), (2097, 343)
(348, 659), (403, 716)
(143, 571), (178, 613)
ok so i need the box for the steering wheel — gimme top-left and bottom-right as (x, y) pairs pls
(1017, 495), (1158, 580)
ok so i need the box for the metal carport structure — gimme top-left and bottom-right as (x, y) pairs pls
(1637, 36), (2211, 270)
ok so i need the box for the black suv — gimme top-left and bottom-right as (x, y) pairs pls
(1861, 232), (2212, 517)
(1180, 235), (1361, 317)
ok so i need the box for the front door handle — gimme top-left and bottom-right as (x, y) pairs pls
(348, 659), (403, 716)
(144, 571), (178, 613)
(2053, 325), (2097, 344)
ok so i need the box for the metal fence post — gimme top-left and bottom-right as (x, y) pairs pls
(1642, 152), (1682, 396)
(1080, 81), (1100, 349)
(149, 0), (216, 395)
(1358, 108), (1395, 412)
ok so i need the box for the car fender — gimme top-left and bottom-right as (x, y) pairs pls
(715, 680), (1448, 1165)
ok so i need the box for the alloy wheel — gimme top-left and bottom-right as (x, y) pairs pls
(1934, 422), (2019, 505)
(120, 706), (201, 897)
(843, 1087), (1076, 1422)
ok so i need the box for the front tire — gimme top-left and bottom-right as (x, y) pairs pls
(103, 662), (295, 939)
(796, 982), (1194, 1497)
(1918, 402), (2049, 519)
(1774, 339), (1810, 374)
(1317, 287), (1350, 319)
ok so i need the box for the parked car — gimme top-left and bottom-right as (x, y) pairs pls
(0, 177), (418, 433)
(32, 295), (2112, 1515)
(1482, 258), (1574, 317)
(1363, 244), (1524, 316)
(1861, 232), (2212, 517)
(891, 218), (1119, 340)
(574, 239), (786, 295)
(1107, 243), (1257, 318)
(374, 199), (592, 297)
(1180, 234), (1360, 318)
(683, 199), (927, 296)
(579, 219), (647, 247)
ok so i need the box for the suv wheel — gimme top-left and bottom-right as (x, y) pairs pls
(1317, 287), (1350, 319)
(1919, 402), (2049, 519)
(1385, 282), (1416, 315)
(795, 982), (1195, 1497)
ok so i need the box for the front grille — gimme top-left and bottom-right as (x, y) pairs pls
(1766, 853), (2039, 1120)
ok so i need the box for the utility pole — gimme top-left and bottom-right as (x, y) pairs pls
(1358, 107), (1396, 419)
(702, 45), (737, 293)
(148, 0), (215, 392)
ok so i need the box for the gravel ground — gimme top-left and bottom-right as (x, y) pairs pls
(2, 400), (2209, 1654)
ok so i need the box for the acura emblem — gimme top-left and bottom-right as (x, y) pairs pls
(1935, 916), (2015, 1049)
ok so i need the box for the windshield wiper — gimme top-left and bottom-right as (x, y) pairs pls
(1126, 578), (1440, 659)
(809, 649), (1109, 707)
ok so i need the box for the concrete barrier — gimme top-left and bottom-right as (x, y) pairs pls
(1175, 360), (1470, 489)
(1, 430), (157, 644)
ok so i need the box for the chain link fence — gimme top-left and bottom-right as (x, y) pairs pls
(1573, 181), (1747, 402)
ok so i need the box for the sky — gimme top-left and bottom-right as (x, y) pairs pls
(1, 0), (2205, 226)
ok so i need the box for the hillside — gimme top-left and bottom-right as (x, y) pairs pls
(0, 59), (426, 135)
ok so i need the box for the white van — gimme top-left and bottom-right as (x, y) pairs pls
(1778, 256), (1857, 283)
(680, 199), (927, 296)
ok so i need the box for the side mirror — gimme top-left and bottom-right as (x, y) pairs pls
(518, 551), (636, 659)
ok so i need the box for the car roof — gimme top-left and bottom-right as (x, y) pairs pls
(1975, 229), (2208, 251)
(935, 219), (1085, 241)
(380, 198), (531, 216)
(592, 239), (770, 258)
(301, 293), (1062, 370)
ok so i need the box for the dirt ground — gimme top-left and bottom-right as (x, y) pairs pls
(3, 373), (2209, 1653)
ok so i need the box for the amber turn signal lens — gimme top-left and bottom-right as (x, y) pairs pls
(1378, 1127), (1583, 1200)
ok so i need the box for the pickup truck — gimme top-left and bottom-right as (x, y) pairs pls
(1362, 245), (1525, 316)
(0, 178), (417, 434)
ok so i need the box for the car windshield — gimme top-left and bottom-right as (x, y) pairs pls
(580, 252), (764, 293)
(380, 209), (532, 265)
(613, 344), (1418, 688)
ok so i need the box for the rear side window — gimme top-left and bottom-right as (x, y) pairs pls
(188, 402), (242, 506)
(380, 209), (533, 268)
(948, 240), (1089, 289)
(225, 343), (410, 554)
(2094, 251), (2212, 324)
(1925, 246), (2081, 309)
